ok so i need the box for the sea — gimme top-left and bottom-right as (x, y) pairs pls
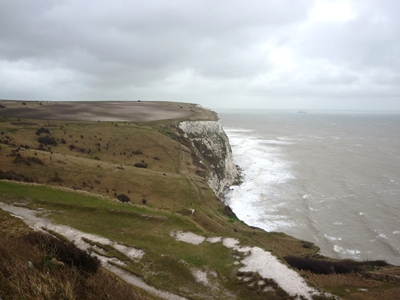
(217, 109), (400, 266)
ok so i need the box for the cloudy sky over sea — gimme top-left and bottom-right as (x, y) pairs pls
(1, 0), (399, 110)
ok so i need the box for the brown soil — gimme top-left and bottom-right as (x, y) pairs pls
(0, 100), (197, 122)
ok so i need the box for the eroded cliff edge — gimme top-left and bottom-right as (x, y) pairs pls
(179, 120), (238, 199)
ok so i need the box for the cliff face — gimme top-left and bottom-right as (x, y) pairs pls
(179, 120), (237, 198)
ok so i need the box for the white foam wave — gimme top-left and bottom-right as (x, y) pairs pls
(225, 129), (294, 232)
(378, 233), (388, 240)
(261, 139), (295, 145)
(224, 128), (253, 133)
(277, 136), (303, 141)
(324, 234), (342, 241)
(333, 245), (361, 257)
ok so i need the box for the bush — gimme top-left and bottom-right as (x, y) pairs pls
(284, 256), (363, 274)
(117, 194), (131, 203)
(301, 240), (313, 249)
(36, 127), (50, 135)
(51, 172), (63, 183)
(27, 156), (44, 165)
(0, 170), (36, 182)
(38, 136), (57, 146)
(14, 155), (44, 166)
(362, 260), (388, 267)
(24, 231), (100, 274)
(13, 155), (31, 166)
(134, 162), (147, 168)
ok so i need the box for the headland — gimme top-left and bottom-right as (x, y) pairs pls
(0, 100), (399, 299)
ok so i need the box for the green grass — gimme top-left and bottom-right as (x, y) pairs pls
(0, 180), (288, 299)
(0, 118), (202, 211)
(0, 173), (225, 238)
(0, 181), (243, 298)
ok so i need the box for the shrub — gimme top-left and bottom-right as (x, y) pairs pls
(13, 155), (31, 166)
(13, 155), (44, 166)
(301, 240), (313, 249)
(29, 156), (44, 165)
(51, 172), (63, 183)
(36, 127), (50, 135)
(117, 194), (130, 203)
(284, 256), (363, 274)
(0, 170), (36, 182)
(134, 162), (147, 168)
(24, 231), (100, 274)
(38, 136), (57, 146)
(363, 260), (388, 267)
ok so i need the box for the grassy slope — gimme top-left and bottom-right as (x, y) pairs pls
(1, 103), (400, 299)
(0, 208), (159, 300)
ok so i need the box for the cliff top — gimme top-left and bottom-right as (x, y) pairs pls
(0, 100), (218, 122)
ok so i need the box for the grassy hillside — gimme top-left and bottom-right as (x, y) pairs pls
(1, 101), (399, 299)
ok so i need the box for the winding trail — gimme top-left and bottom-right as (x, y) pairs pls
(0, 202), (187, 300)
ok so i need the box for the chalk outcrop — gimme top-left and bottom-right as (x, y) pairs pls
(179, 121), (237, 198)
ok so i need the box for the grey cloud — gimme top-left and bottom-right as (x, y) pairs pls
(1, 1), (311, 62)
(297, 1), (400, 73)
(0, 0), (399, 110)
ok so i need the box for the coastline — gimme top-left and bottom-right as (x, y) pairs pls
(1, 100), (400, 299)
(219, 110), (400, 266)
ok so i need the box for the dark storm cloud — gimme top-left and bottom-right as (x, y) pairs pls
(0, 0), (399, 110)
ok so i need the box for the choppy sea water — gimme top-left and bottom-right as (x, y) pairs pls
(218, 110), (400, 265)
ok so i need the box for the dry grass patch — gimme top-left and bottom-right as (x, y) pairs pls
(0, 210), (155, 300)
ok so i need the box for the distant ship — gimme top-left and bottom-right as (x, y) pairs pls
(297, 110), (307, 114)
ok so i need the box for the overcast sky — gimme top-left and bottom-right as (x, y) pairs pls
(1, 0), (399, 110)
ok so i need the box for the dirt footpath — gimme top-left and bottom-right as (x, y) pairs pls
(0, 100), (198, 122)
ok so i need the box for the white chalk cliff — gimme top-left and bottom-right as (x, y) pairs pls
(179, 121), (237, 198)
